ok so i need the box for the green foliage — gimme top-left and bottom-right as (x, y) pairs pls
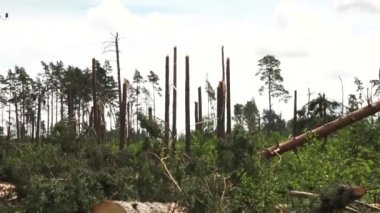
(1, 115), (380, 212)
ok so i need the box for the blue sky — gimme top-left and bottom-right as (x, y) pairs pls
(1, 0), (380, 131)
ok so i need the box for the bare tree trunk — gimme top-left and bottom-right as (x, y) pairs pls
(67, 83), (75, 133)
(119, 83), (127, 150)
(261, 100), (380, 158)
(115, 36), (121, 106)
(172, 46), (177, 150)
(60, 92), (64, 121)
(293, 90), (297, 137)
(194, 102), (199, 131)
(46, 92), (50, 135)
(7, 99), (10, 141)
(198, 87), (203, 132)
(115, 33), (122, 132)
(51, 91), (54, 133)
(226, 58), (231, 135)
(165, 56), (170, 147)
(185, 56), (191, 154)
(14, 94), (19, 141)
(221, 46), (225, 81)
(216, 82), (225, 138)
(92, 58), (99, 143)
(36, 93), (42, 142)
(127, 101), (130, 141)
(148, 107), (152, 121)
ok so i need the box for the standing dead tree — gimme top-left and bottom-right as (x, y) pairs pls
(103, 32), (123, 142)
(172, 47), (177, 150)
(198, 86), (203, 132)
(91, 58), (100, 143)
(194, 102), (199, 131)
(185, 56), (191, 154)
(164, 56), (170, 147)
(217, 46), (226, 138)
(226, 58), (231, 135)
(119, 82), (127, 150)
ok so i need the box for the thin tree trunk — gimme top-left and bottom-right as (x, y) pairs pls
(172, 46), (177, 150)
(115, 33), (122, 133)
(164, 56), (170, 147)
(60, 92), (64, 121)
(198, 87), (203, 132)
(119, 83), (127, 150)
(148, 107), (152, 121)
(51, 91), (54, 133)
(261, 100), (380, 158)
(7, 99), (10, 141)
(185, 56), (191, 154)
(14, 94), (19, 141)
(226, 58), (231, 135)
(195, 102), (199, 131)
(36, 93), (42, 142)
(92, 58), (99, 143)
(293, 90), (297, 137)
(216, 82), (225, 138)
(221, 46), (225, 81)
(46, 92), (50, 135)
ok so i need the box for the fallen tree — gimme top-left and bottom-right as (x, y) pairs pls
(93, 201), (188, 213)
(261, 100), (380, 158)
(288, 185), (379, 213)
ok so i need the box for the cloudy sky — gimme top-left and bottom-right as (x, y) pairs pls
(1, 0), (380, 131)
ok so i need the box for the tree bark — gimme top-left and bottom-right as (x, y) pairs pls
(93, 201), (187, 213)
(92, 58), (99, 143)
(194, 102), (199, 131)
(226, 58), (231, 135)
(293, 90), (297, 137)
(115, 33), (122, 119)
(14, 94), (19, 141)
(119, 83), (127, 150)
(261, 100), (380, 158)
(198, 87), (203, 132)
(164, 56), (170, 147)
(221, 46), (225, 81)
(185, 56), (191, 154)
(36, 93), (42, 142)
(172, 47), (177, 150)
(216, 82), (225, 138)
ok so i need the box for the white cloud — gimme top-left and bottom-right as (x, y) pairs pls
(1, 0), (380, 131)
(335, 0), (380, 13)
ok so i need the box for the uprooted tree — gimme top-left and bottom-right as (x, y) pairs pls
(261, 100), (380, 158)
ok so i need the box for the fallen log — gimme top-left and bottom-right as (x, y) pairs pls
(261, 100), (380, 158)
(289, 185), (370, 213)
(0, 182), (16, 200)
(93, 200), (188, 213)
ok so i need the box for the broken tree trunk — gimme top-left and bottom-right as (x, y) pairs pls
(216, 81), (226, 138)
(92, 58), (100, 143)
(195, 102), (199, 131)
(119, 82), (127, 150)
(185, 56), (191, 154)
(172, 46), (177, 150)
(261, 100), (380, 158)
(93, 201), (187, 213)
(226, 58), (231, 135)
(165, 55), (170, 147)
(198, 86), (203, 132)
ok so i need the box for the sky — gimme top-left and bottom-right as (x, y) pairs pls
(1, 0), (380, 132)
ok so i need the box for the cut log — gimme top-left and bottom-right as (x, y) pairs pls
(0, 182), (16, 200)
(93, 201), (187, 213)
(261, 100), (380, 158)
